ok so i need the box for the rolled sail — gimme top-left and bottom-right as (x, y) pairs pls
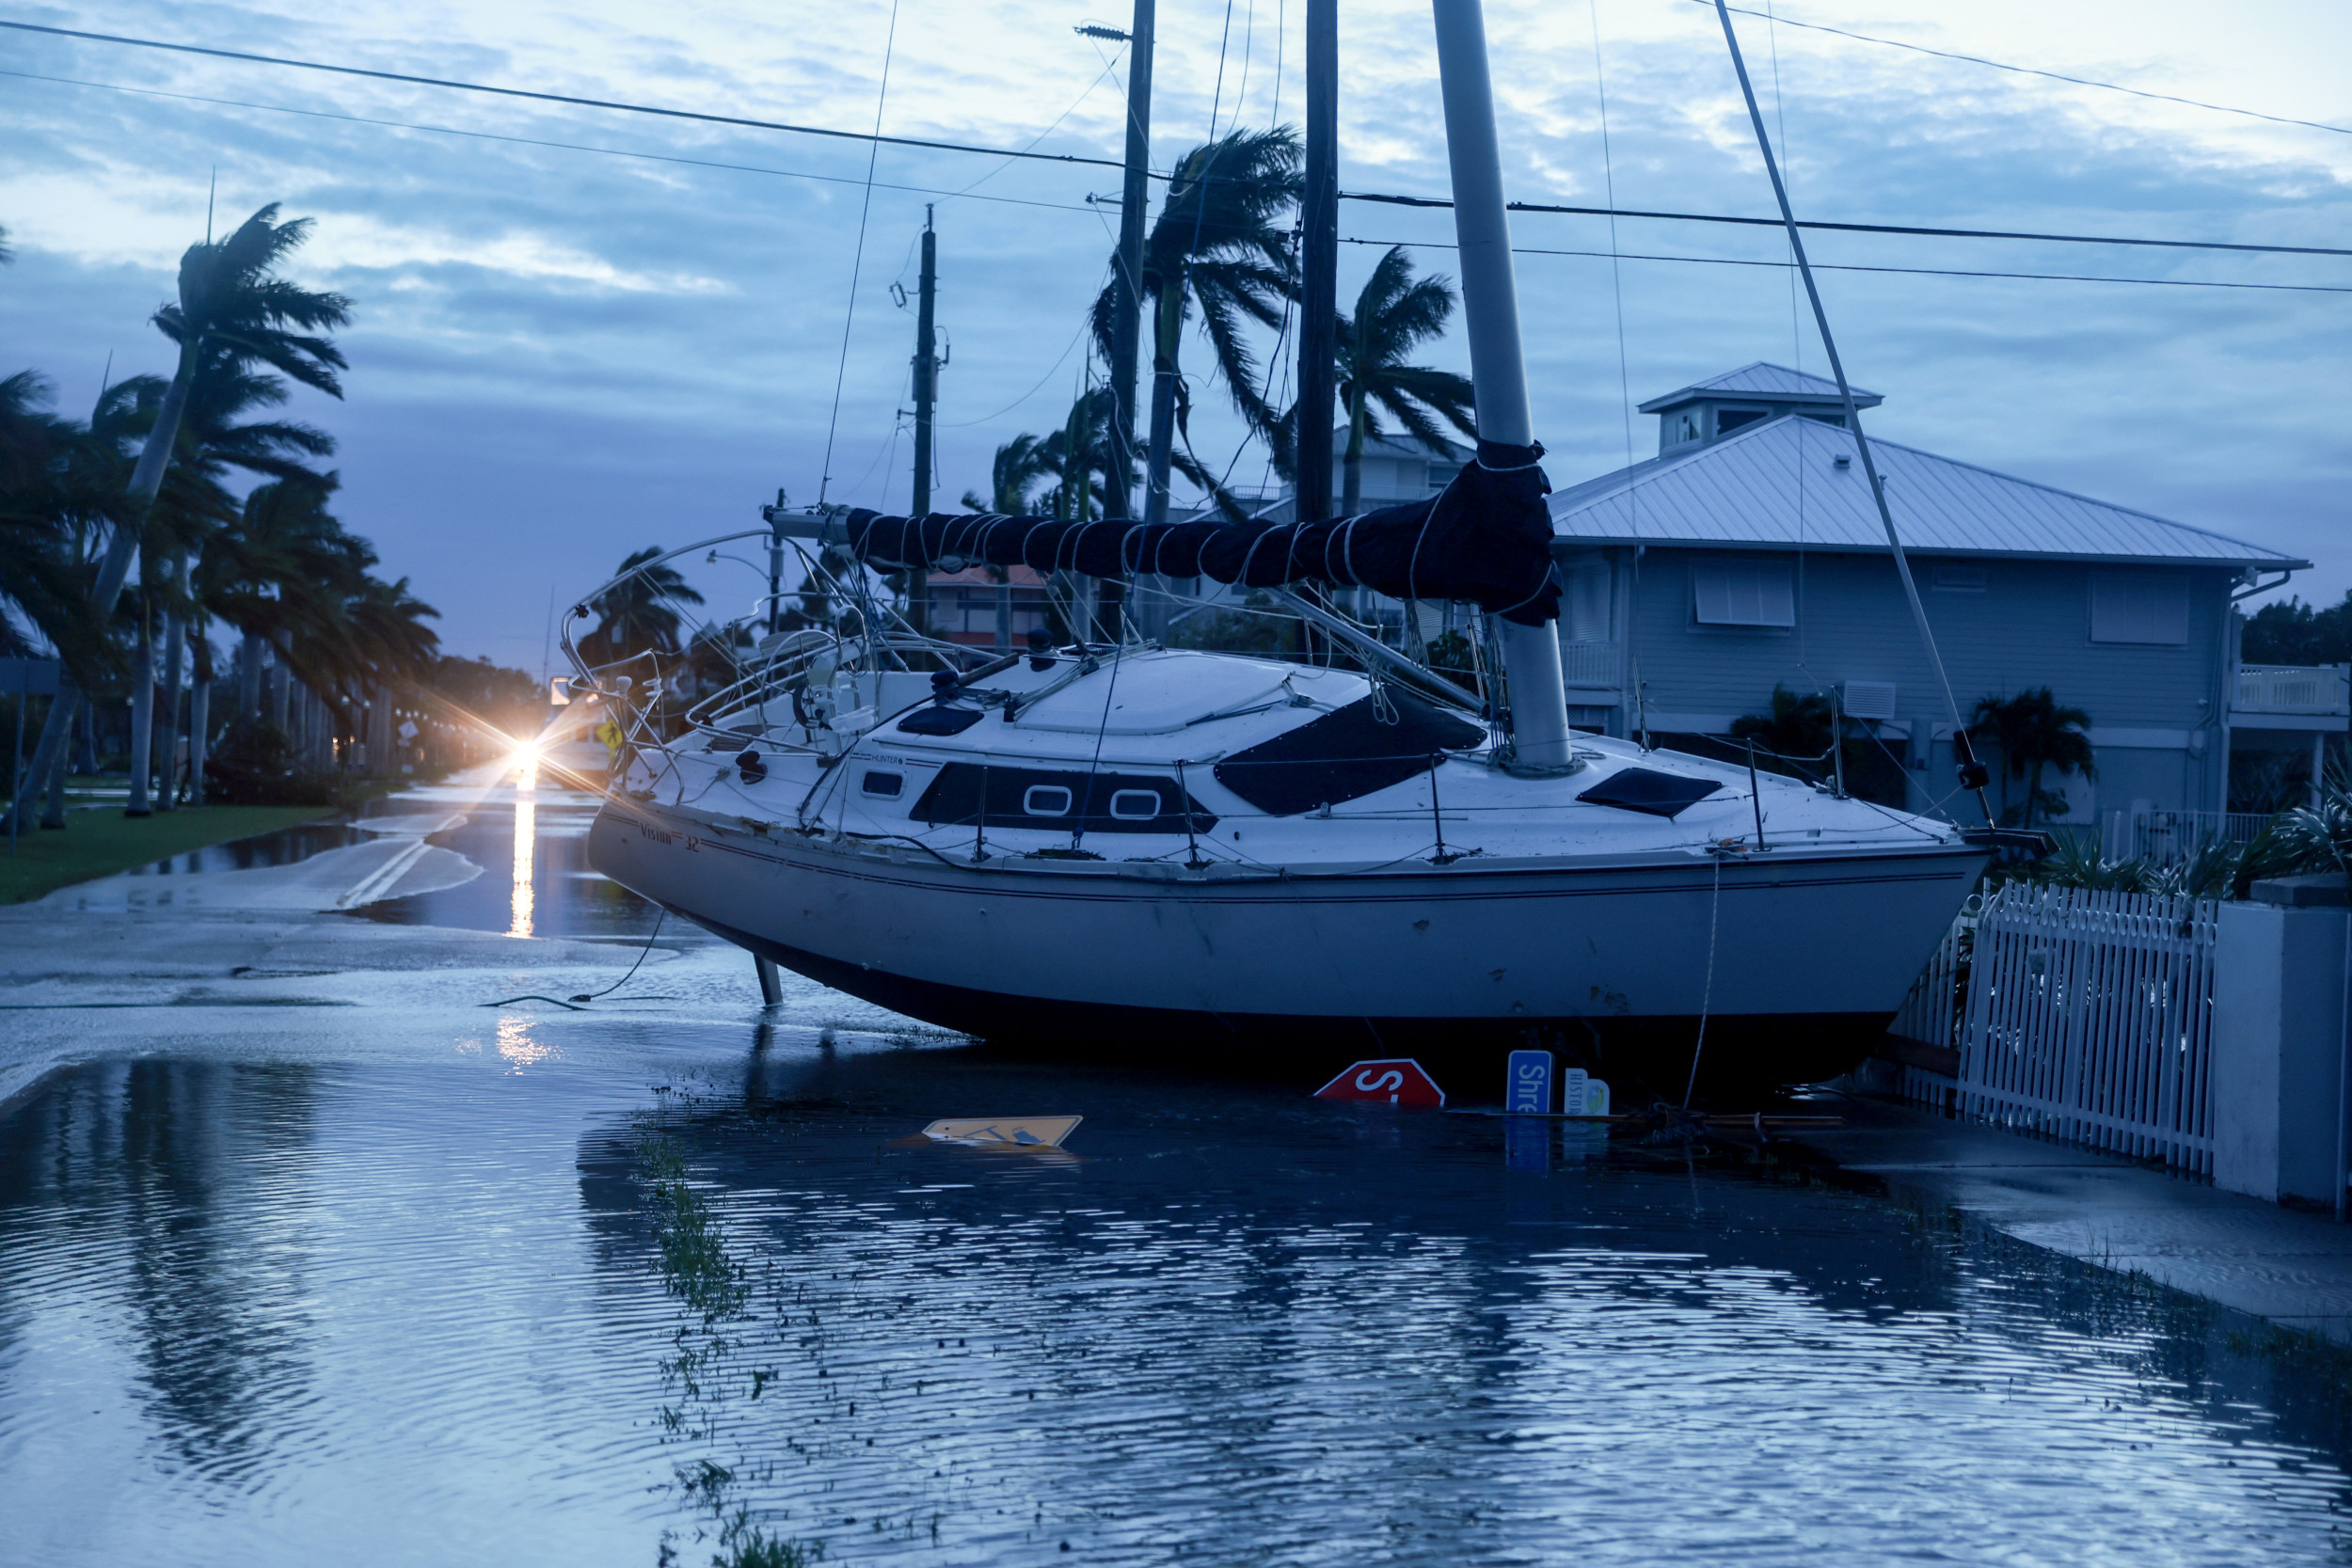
(843, 439), (1561, 626)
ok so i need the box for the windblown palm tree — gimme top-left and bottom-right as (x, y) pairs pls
(580, 547), (706, 669)
(1329, 247), (1477, 516)
(8, 203), (350, 832)
(1091, 129), (1301, 478)
(1970, 687), (2096, 828)
(0, 371), (111, 673)
(961, 433), (1058, 515)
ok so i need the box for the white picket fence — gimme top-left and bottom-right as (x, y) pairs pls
(1887, 883), (2218, 1174)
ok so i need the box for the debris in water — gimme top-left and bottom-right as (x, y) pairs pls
(910, 1116), (1083, 1148)
(1313, 1059), (1445, 1108)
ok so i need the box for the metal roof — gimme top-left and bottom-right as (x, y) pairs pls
(1548, 413), (2306, 569)
(1636, 361), (1879, 413)
(1329, 426), (1470, 462)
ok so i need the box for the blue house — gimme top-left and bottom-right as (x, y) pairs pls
(1539, 364), (2343, 832)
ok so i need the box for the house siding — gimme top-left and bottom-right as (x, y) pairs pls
(1606, 546), (2232, 818)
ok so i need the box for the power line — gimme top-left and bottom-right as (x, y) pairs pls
(1344, 234), (2352, 293)
(0, 17), (1132, 172)
(11, 15), (2345, 263)
(0, 68), (1109, 217)
(1346, 190), (2352, 261)
(1686, 0), (2352, 138)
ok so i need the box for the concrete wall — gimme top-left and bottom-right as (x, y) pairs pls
(1599, 546), (2233, 817)
(2213, 895), (2349, 1207)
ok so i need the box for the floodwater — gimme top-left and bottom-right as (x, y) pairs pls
(4, 773), (2352, 1565)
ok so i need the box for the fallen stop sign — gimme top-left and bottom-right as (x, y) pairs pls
(1314, 1058), (1446, 1109)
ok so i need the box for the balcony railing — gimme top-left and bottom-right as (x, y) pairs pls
(1560, 641), (1622, 689)
(2236, 664), (2350, 717)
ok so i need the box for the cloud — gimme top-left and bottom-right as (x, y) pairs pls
(0, 0), (2345, 657)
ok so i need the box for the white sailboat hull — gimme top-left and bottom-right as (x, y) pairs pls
(590, 798), (1980, 1094)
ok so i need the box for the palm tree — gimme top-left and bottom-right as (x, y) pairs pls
(1970, 687), (2096, 828)
(0, 371), (110, 673)
(1091, 129), (1301, 501)
(961, 433), (1058, 515)
(7, 204), (350, 833)
(580, 547), (706, 669)
(1327, 247), (1477, 516)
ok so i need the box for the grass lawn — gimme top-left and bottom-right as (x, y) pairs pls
(0, 803), (344, 905)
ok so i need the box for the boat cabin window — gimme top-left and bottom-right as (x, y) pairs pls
(861, 770), (904, 799)
(1214, 689), (1486, 816)
(912, 766), (1217, 835)
(1108, 788), (1162, 820)
(1023, 785), (1074, 817)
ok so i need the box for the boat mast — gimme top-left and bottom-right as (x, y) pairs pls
(1708, 0), (1994, 826)
(1429, 0), (1572, 770)
(1295, 0), (1338, 527)
(911, 205), (939, 517)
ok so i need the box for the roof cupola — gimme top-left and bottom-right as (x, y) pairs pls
(1637, 361), (1881, 454)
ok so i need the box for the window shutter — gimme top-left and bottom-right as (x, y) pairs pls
(1692, 559), (1795, 628)
(2090, 570), (2189, 645)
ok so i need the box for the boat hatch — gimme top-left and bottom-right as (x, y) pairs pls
(1214, 689), (1485, 816)
(1012, 652), (1342, 735)
(913, 765), (1217, 834)
(1576, 767), (1724, 819)
(899, 705), (986, 736)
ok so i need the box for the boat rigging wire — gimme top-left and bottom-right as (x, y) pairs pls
(1709, 0), (1992, 831)
(818, 0), (903, 508)
(1677, 0), (2352, 138)
(10, 23), (2344, 260)
(1588, 0), (1646, 752)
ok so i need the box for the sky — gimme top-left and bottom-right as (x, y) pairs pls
(2, 0), (2346, 668)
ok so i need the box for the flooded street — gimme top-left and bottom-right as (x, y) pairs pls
(4, 769), (2351, 1565)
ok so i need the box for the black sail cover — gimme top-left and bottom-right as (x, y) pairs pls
(843, 440), (1561, 626)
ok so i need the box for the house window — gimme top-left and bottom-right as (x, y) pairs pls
(1424, 462), (1462, 490)
(1662, 412), (1703, 448)
(1932, 564), (1987, 594)
(1562, 560), (1612, 643)
(1692, 559), (1796, 629)
(2090, 569), (2189, 646)
(1714, 407), (1768, 437)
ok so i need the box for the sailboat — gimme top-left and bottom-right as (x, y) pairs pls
(567, 1), (1995, 1096)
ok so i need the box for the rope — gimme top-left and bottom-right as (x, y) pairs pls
(1683, 850), (1724, 1107)
(483, 911), (668, 1008)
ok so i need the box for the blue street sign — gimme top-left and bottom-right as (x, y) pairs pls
(1505, 1049), (1553, 1116)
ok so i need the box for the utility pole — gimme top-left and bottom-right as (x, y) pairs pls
(912, 205), (939, 516)
(1092, 2), (1153, 642)
(1104, 3), (1152, 526)
(1296, 0), (1338, 526)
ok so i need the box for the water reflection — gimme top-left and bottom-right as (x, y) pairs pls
(576, 1043), (2352, 1566)
(7, 1038), (2350, 1566)
(507, 757), (537, 939)
(496, 1016), (554, 1073)
(0, 1061), (319, 1481)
